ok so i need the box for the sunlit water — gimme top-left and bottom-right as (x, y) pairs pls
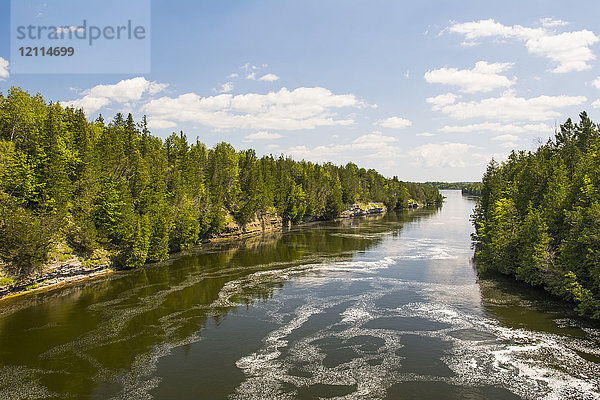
(0, 190), (598, 399)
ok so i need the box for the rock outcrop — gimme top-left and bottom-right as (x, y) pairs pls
(0, 258), (111, 300)
(340, 202), (387, 218)
(208, 212), (284, 242)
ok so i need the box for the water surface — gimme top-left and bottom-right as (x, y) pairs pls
(0, 190), (598, 399)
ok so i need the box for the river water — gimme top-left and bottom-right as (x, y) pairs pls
(0, 190), (599, 399)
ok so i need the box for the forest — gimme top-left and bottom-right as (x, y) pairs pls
(425, 181), (473, 190)
(461, 182), (482, 196)
(473, 112), (600, 319)
(0, 87), (442, 280)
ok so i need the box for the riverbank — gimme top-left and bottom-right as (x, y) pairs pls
(0, 202), (390, 301)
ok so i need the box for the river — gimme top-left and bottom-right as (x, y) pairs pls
(0, 190), (598, 399)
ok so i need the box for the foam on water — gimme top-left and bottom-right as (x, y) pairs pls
(228, 266), (600, 400)
(0, 366), (55, 400)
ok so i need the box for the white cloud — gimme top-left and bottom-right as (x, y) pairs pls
(259, 73), (280, 82)
(492, 134), (520, 141)
(282, 131), (401, 162)
(416, 132), (435, 137)
(592, 77), (600, 89)
(376, 116), (412, 129)
(284, 144), (347, 161)
(147, 119), (177, 129)
(64, 96), (111, 113)
(246, 72), (256, 80)
(439, 122), (553, 134)
(244, 131), (283, 140)
(229, 73), (239, 78)
(62, 77), (168, 113)
(424, 61), (516, 93)
(409, 142), (477, 168)
(145, 87), (364, 130)
(499, 141), (519, 148)
(218, 82), (234, 93)
(528, 30), (600, 73)
(426, 93), (461, 110)
(435, 92), (586, 121)
(352, 132), (398, 150)
(448, 19), (599, 73)
(592, 99), (600, 108)
(539, 18), (568, 28)
(0, 57), (9, 80)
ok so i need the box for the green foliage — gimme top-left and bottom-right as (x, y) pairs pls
(0, 87), (441, 279)
(425, 181), (472, 190)
(324, 176), (344, 219)
(461, 182), (482, 196)
(0, 193), (56, 276)
(473, 112), (600, 319)
(0, 277), (14, 286)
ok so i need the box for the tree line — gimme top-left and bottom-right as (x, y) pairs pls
(473, 112), (600, 319)
(461, 182), (482, 196)
(0, 87), (442, 278)
(425, 181), (473, 190)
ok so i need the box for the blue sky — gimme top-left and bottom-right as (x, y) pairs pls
(1, 0), (600, 181)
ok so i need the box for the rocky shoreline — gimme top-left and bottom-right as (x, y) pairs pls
(0, 260), (112, 301)
(207, 212), (284, 242)
(0, 203), (390, 301)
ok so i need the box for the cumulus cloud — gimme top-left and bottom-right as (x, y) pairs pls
(244, 131), (283, 140)
(499, 141), (520, 148)
(434, 92), (586, 121)
(592, 99), (600, 108)
(439, 122), (553, 134)
(492, 134), (520, 141)
(62, 77), (168, 113)
(352, 132), (398, 150)
(0, 57), (9, 80)
(284, 144), (348, 161)
(283, 131), (400, 162)
(218, 82), (234, 93)
(416, 132), (435, 137)
(145, 87), (364, 130)
(376, 116), (412, 129)
(448, 19), (599, 73)
(426, 93), (461, 110)
(259, 73), (280, 82)
(425, 61), (516, 93)
(409, 142), (478, 168)
(592, 77), (600, 89)
(147, 119), (177, 129)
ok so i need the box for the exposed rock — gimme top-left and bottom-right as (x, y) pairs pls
(340, 202), (387, 218)
(207, 212), (284, 242)
(0, 258), (111, 300)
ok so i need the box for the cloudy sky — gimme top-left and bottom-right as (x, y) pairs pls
(1, 0), (600, 181)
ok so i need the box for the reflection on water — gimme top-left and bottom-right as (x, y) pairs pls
(0, 191), (599, 399)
